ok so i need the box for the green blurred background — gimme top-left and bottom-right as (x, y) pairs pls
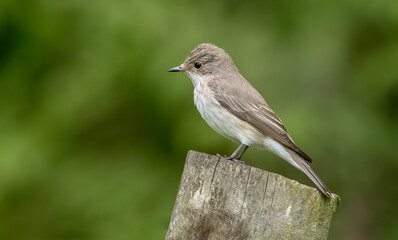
(1, 0), (397, 239)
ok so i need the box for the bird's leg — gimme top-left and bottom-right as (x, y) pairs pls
(217, 144), (247, 164)
(236, 145), (249, 160)
(216, 143), (243, 159)
(228, 143), (244, 159)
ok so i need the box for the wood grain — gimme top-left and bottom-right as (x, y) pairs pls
(166, 151), (339, 240)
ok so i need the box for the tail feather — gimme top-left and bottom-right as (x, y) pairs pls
(289, 150), (331, 197)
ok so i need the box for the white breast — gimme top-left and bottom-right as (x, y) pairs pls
(193, 78), (265, 147)
(187, 73), (302, 171)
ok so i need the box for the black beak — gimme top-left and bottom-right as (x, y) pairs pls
(168, 66), (186, 72)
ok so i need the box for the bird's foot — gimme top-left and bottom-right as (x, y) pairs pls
(232, 159), (247, 165)
(216, 154), (247, 165)
(216, 153), (228, 159)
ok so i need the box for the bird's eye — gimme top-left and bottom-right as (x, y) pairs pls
(194, 62), (202, 69)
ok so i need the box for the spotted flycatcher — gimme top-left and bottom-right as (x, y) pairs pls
(168, 43), (331, 197)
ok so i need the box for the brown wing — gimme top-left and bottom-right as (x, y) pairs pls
(216, 94), (312, 163)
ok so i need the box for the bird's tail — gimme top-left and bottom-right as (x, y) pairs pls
(288, 150), (331, 197)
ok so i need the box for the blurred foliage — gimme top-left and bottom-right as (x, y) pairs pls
(0, 0), (397, 239)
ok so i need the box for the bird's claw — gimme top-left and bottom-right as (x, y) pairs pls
(216, 154), (247, 165)
(233, 159), (247, 165)
(216, 153), (229, 159)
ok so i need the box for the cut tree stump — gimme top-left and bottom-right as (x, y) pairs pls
(165, 151), (339, 240)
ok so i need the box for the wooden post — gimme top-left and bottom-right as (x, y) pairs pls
(166, 151), (339, 240)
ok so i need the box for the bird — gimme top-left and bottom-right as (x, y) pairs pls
(168, 43), (331, 197)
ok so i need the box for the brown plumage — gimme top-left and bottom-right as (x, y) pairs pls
(169, 43), (331, 197)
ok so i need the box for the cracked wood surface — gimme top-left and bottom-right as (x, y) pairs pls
(165, 151), (339, 240)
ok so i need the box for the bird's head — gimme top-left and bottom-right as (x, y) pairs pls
(168, 43), (238, 86)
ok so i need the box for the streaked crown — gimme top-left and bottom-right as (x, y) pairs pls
(181, 43), (239, 76)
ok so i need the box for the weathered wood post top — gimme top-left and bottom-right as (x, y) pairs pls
(166, 151), (339, 240)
